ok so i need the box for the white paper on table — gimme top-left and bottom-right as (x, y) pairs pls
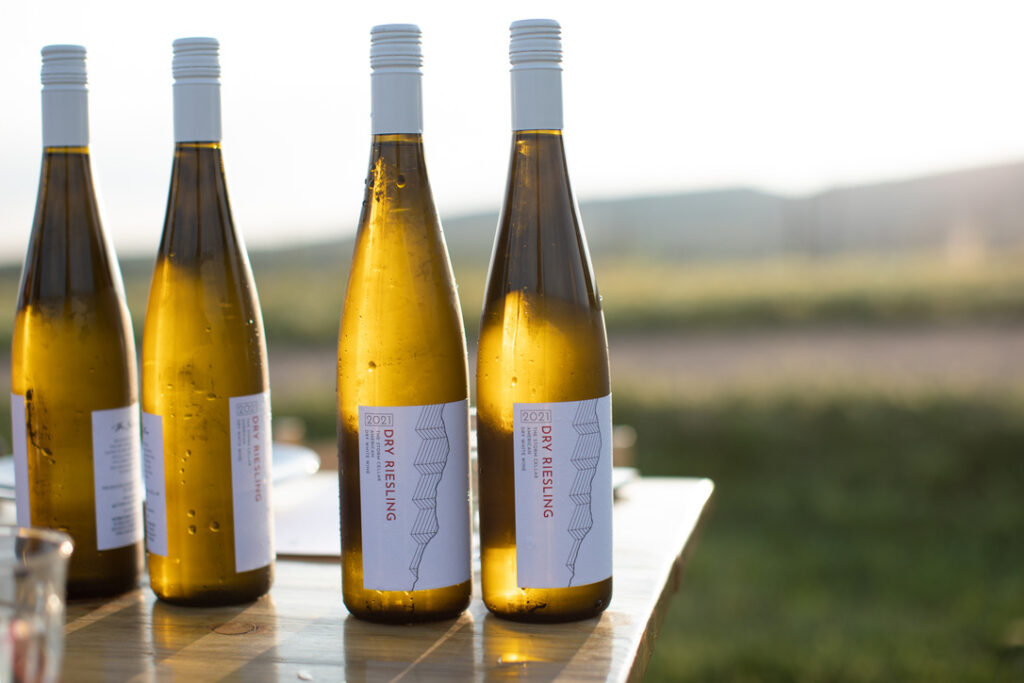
(274, 471), (341, 557)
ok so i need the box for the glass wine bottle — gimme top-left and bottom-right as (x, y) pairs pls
(338, 24), (472, 623)
(476, 19), (614, 622)
(142, 37), (273, 605)
(11, 44), (143, 599)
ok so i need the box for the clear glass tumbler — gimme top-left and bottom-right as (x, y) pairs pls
(0, 526), (73, 683)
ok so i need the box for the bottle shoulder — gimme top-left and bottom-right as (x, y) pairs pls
(485, 132), (600, 314)
(20, 150), (124, 306)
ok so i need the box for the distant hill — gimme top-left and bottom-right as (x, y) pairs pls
(438, 160), (1024, 266)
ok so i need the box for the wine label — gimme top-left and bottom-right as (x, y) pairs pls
(358, 399), (471, 592)
(91, 404), (144, 550)
(513, 394), (613, 589)
(141, 411), (168, 557)
(10, 394), (30, 527)
(229, 391), (273, 573)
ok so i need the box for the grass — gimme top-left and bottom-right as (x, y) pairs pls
(259, 248), (1024, 341)
(617, 389), (1024, 682)
(0, 248), (1021, 348)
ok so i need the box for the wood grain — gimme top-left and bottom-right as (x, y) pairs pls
(62, 477), (713, 682)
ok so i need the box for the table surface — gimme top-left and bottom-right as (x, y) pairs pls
(62, 476), (713, 682)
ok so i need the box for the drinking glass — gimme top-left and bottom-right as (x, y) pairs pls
(0, 526), (73, 683)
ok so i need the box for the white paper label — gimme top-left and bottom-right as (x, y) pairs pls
(10, 394), (30, 527)
(142, 412), (168, 557)
(229, 391), (273, 574)
(91, 404), (143, 550)
(358, 399), (471, 592)
(513, 394), (613, 589)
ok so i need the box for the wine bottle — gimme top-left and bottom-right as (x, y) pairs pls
(338, 24), (472, 623)
(11, 45), (143, 599)
(142, 37), (273, 605)
(476, 19), (613, 622)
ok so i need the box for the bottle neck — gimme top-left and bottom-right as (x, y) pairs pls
(42, 87), (88, 148)
(372, 72), (422, 135)
(511, 66), (563, 132)
(174, 81), (221, 143)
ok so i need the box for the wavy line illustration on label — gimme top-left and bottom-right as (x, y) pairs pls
(566, 398), (601, 585)
(408, 404), (450, 590)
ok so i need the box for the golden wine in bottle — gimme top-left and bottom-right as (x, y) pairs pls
(142, 38), (273, 605)
(11, 45), (143, 599)
(477, 19), (613, 622)
(338, 24), (471, 623)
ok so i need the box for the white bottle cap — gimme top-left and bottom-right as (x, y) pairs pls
(41, 44), (89, 148)
(172, 37), (222, 143)
(509, 19), (563, 131)
(370, 24), (423, 135)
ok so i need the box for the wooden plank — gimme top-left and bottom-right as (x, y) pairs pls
(62, 477), (713, 682)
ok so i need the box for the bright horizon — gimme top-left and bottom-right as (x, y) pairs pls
(2, 0), (1023, 262)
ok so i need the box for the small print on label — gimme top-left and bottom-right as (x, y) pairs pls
(10, 394), (30, 528)
(513, 394), (613, 590)
(142, 412), (168, 557)
(91, 404), (144, 551)
(229, 391), (273, 573)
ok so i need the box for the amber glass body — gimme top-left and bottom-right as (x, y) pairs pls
(12, 147), (142, 598)
(338, 134), (471, 623)
(476, 131), (612, 622)
(143, 142), (272, 605)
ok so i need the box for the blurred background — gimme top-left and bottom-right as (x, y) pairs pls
(2, 0), (1024, 680)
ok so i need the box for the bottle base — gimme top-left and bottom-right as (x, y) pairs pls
(345, 603), (469, 625)
(342, 580), (472, 624)
(483, 600), (610, 624)
(67, 574), (141, 601)
(149, 565), (273, 607)
(152, 583), (271, 607)
(481, 576), (612, 623)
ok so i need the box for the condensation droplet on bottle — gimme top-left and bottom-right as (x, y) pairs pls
(510, 376), (517, 387)
(179, 467), (185, 474)
(367, 361), (376, 372)
(207, 393), (217, 400)
(396, 174), (406, 188)
(209, 521), (220, 532)
(187, 525), (196, 535)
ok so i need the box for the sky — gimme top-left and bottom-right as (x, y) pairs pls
(1, 0), (1024, 262)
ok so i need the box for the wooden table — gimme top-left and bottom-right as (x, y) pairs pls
(62, 477), (713, 682)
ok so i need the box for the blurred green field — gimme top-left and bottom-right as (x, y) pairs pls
(621, 388), (1024, 682)
(262, 247), (1024, 342)
(0, 247), (1022, 344)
